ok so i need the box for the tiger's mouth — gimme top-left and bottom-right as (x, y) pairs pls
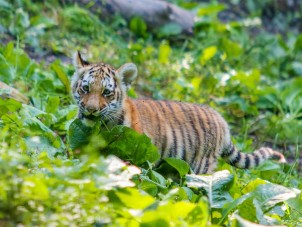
(81, 112), (110, 125)
(83, 114), (99, 121)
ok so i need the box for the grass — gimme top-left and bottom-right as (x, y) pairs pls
(0, 0), (301, 226)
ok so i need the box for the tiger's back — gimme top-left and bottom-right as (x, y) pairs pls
(131, 99), (229, 173)
(72, 52), (286, 174)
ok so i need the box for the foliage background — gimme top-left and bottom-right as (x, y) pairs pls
(0, 0), (301, 226)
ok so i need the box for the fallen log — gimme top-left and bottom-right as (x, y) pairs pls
(65, 0), (195, 35)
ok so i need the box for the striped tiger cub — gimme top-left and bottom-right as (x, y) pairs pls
(71, 52), (286, 174)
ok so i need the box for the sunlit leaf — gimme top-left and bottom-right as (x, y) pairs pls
(200, 45), (217, 65)
(115, 187), (155, 209)
(186, 170), (234, 208)
(158, 43), (171, 64)
(163, 157), (190, 177)
(130, 16), (147, 37)
(221, 38), (243, 58)
(68, 118), (93, 150)
(158, 23), (182, 37)
(51, 60), (70, 94)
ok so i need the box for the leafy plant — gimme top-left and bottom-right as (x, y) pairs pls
(0, 0), (301, 226)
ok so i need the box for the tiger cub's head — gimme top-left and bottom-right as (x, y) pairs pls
(71, 52), (137, 126)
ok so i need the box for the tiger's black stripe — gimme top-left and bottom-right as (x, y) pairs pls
(179, 103), (194, 162)
(167, 102), (187, 159)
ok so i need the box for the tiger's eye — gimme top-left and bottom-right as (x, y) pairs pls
(82, 85), (89, 92)
(103, 88), (111, 96)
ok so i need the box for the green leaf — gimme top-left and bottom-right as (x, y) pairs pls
(163, 157), (190, 177)
(200, 45), (217, 65)
(232, 214), (278, 227)
(51, 60), (70, 94)
(136, 176), (159, 196)
(141, 200), (209, 226)
(0, 0), (12, 8)
(221, 38), (243, 58)
(242, 178), (267, 194)
(158, 43), (171, 64)
(101, 126), (160, 166)
(141, 219), (169, 227)
(197, 4), (225, 16)
(68, 118), (93, 150)
(254, 184), (299, 211)
(129, 16), (147, 37)
(25, 135), (64, 157)
(294, 35), (302, 53)
(46, 96), (60, 114)
(186, 170), (234, 208)
(158, 23), (182, 37)
(68, 120), (159, 165)
(220, 182), (300, 225)
(95, 156), (141, 190)
(0, 98), (22, 116)
(21, 176), (49, 201)
(115, 188), (155, 209)
(149, 170), (167, 187)
(287, 196), (302, 219)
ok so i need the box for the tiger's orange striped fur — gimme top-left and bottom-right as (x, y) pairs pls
(71, 52), (286, 174)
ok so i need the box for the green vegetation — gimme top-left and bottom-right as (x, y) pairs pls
(0, 0), (301, 226)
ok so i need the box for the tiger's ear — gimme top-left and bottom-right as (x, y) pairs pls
(73, 51), (89, 69)
(116, 63), (137, 86)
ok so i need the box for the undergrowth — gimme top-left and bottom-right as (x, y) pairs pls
(0, 0), (301, 226)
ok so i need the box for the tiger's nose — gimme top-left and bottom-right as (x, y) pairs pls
(86, 106), (98, 113)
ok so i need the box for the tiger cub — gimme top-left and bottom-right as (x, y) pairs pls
(71, 52), (286, 174)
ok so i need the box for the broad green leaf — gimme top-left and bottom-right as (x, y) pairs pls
(158, 23), (182, 37)
(287, 196), (302, 211)
(21, 176), (49, 200)
(0, 98), (22, 116)
(255, 184), (300, 211)
(163, 157), (190, 177)
(1, 112), (23, 129)
(186, 170), (234, 208)
(294, 35), (302, 52)
(68, 118), (93, 150)
(46, 96), (60, 114)
(141, 200), (209, 226)
(197, 4), (225, 16)
(62, 6), (101, 36)
(101, 126), (160, 165)
(220, 183), (300, 225)
(129, 16), (147, 37)
(136, 176), (159, 196)
(287, 196), (302, 221)
(97, 156), (141, 190)
(149, 170), (167, 187)
(221, 38), (243, 58)
(242, 178), (267, 194)
(181, 186), (195, 201)
(233, 69), (260, 91)
(0, 0), (12, 8)
(141, 219), (169, 227)
(232, 214), (285, 227)
(238, 197), (258, 222)
(25, 135), (64, 157)
(158, 43), (171, 64)
(21, 104), (57, 125)
(68, 120), (160, 165)
(115, 188), (155, 209)
(200, 46), (217, 65)
(51, 60), (70, 94)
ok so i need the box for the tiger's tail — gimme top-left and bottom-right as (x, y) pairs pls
(221, 143), (286, 169)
